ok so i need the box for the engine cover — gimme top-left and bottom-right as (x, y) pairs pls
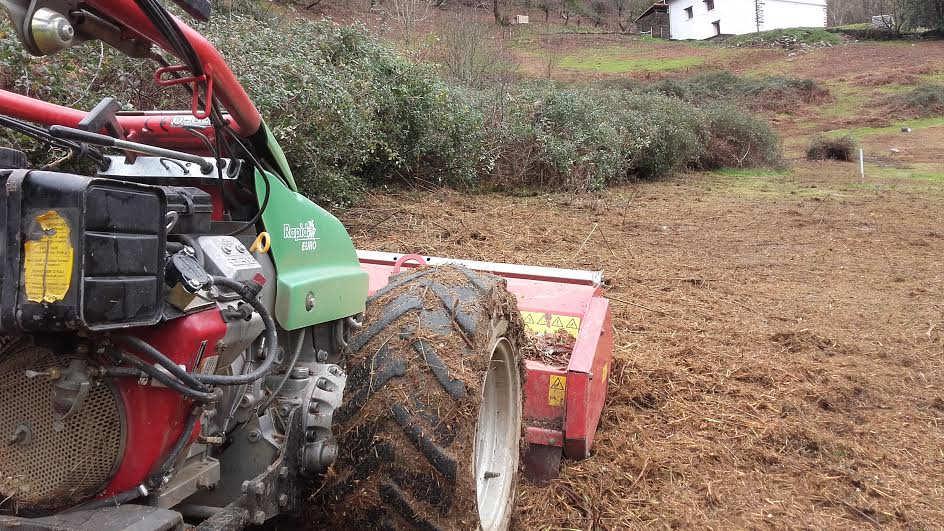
(0, 340), (124, 510)
(0, 170), (167, 332)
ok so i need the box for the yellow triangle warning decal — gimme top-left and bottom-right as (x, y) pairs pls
(548, 375), (566, 406)
(519, 311), (581, 338)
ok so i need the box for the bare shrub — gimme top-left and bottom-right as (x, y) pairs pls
(392, 0), (432, 44)
(806, 135), (857, 162)
(896, 84), (944, 117)
(439, 7), (519, 87)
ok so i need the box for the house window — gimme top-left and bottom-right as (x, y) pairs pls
(712, 20), (721, 35)
(704, 0), (715, 10)
(685, 6), (693, 19)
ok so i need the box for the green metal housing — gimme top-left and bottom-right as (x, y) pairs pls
(254, 170), (367, 330)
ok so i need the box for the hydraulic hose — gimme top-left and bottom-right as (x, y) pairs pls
(119, 335), (210, 392)
(165, 241), (185, 254)
(256, 329), (304, 413)
(146, 406), (201, 490)
(190, 276), (279, 386)
(118, 352), (217, 403)
(173, 234), (205, 267)
(99, 366), (143, 378)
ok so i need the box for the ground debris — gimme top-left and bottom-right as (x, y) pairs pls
(521, 329), (575, 368)
(341, 168), (944, 529)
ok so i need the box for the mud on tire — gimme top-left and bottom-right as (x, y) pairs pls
(312, 265), (525, 530)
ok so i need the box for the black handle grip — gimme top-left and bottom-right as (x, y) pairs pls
(171, 0), (211, 22)
(49, 125), (117, 147)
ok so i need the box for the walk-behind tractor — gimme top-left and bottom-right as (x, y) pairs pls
(0, 1), (612, 529)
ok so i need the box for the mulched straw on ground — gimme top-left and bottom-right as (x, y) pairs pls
(340, 170), (944, 528)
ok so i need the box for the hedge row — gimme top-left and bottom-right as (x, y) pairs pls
(0, 15), (782, 205)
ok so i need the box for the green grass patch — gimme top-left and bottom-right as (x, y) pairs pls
(725, 27), (842, 47)
(819, 82), (868, 119)
(866, 163), (944, 182)
(833, 23), (872, 30)
(828, 117), (944, 140)
(558, 52), (703, 73)
(920, 70), (944, 84)
(713, 172), (829, 199)
(712, 167), (790, 178)
(875, 83), (918, 94)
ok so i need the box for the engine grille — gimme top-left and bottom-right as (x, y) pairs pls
(0, 342), (123, 509)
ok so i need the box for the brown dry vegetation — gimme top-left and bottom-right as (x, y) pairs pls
(308, 5), (944, 526)
(339, 162), (944, 529)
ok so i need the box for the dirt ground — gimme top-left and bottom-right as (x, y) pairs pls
(311, 6), (944, 526)
(338, 163), (944, 529)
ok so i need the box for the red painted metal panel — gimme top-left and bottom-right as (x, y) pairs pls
(563, 298), (613, 459)
(104, 309), (226, 496)
(525, 426), (564, 447)
(523, 361), (567, 420)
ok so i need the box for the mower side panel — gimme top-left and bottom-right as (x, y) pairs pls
(257, 171), (368, 330)
(564, 297), (613, 459)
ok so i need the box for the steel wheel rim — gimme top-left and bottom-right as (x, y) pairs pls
(475, 337), (521, 531)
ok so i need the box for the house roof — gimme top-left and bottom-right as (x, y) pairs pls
(636, 2), (669, 22)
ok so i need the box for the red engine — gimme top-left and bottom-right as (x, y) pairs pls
(104, 309), (226, 497)
(0, 308), (226, 511)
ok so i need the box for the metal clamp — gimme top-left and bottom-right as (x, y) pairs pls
(155, 64), (214, 120)
(391, 253), (428, 274)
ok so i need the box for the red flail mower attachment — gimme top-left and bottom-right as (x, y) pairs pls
(358, 251), (613, 484)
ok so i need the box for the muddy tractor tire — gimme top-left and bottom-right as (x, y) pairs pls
(315, 265), (525, 530)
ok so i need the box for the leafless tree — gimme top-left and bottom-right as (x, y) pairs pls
(493, 0), (508, 25)
(867, 0), (909, 32)
(439, 6), (519, 87)
(536, 0), (555, 22)
(828, 0), (869, 25)
(391, 0), (432, 44)
(440, 7), (492, 84)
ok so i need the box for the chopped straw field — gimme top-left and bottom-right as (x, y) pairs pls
(339, 161), (944, 529)
(319, 19), (944, 528)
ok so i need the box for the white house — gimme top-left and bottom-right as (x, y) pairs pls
(666, 0), (827, 40)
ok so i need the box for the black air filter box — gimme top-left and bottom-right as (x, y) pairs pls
(162, 186), (213, 234)
(0, 170), (167, 332)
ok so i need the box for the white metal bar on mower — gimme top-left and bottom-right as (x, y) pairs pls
(356, 250), (604, 287)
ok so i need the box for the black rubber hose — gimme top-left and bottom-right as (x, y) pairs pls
(173, 234), (205, 266)
(99, 366), (143, 378)
(146, 406), (201, 490)
(119, 335), (210, 392)
(191, 276), (279, 386)
(118, 352), (217, 403)
(256, 329), (304, 413)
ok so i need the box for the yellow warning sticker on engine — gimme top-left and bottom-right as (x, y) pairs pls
(548, 375), (566, 406)
(521, 311), (581, 338)
(23, 210), (73, 303)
